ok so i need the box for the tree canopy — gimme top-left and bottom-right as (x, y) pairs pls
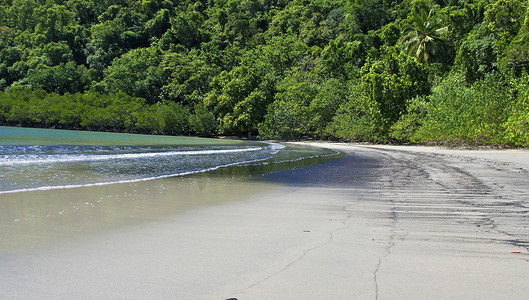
(1, 0), (528, 146)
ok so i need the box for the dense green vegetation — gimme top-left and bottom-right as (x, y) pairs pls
(0, 0), (528, 145)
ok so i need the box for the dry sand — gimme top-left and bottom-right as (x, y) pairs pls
(1, 143), (528, 299)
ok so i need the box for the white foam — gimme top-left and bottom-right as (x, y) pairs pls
(0, 147), (262, 166)
(0, 156), (271, 195)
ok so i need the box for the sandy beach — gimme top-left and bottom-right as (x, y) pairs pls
(1, 142), (529, 299)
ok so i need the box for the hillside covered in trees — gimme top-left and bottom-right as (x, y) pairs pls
(0, 0), (528, 146)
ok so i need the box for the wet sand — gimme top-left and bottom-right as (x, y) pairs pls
(1, 143), (529, 299)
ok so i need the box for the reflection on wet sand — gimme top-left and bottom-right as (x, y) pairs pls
(0, 173), (277, 253)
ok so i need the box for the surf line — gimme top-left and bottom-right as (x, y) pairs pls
(0, 147), (263, 166)
(0, 156), (272, 195)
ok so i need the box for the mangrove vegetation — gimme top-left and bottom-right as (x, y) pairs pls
(0, 0), (528, 146)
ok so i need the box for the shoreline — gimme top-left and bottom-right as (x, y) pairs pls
(1, 143), (529, 299)
(297, 141), (529, 169)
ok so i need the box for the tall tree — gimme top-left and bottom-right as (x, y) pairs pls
(400, 8), (447, 63)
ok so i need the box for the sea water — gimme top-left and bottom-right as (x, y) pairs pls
(0, 126), (339, 194)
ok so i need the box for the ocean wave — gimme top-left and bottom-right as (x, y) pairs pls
(0, 156), (272, 194)
(0, 147), (262, 166)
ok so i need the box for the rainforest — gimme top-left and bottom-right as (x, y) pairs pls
(0, 0), (528, 146)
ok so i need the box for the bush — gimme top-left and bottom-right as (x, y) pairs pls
(189, 103), (216, 136)
(258, 99), (311, 140)
(390, 95), (428, 143)
(161, 101), (191, 135)
(503, 73), (529, 146)
(326, 91), (381, 142)
(309, 78), (348, 138)
(414, 72), (512, 145)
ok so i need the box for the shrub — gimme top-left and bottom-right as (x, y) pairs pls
(390, 95), (429, 143)
(189, 103), (216, 136)
(414, 72), (512, 145)
(503, 73), (529, 146)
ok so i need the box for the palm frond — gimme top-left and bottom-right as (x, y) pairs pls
(399, 8), (447, 63)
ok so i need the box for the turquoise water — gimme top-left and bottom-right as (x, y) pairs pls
(0, 126), (339, 193)
(0, 126), (240, 146)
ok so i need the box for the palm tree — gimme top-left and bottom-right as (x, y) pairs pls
(400, 8), (448, 63)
